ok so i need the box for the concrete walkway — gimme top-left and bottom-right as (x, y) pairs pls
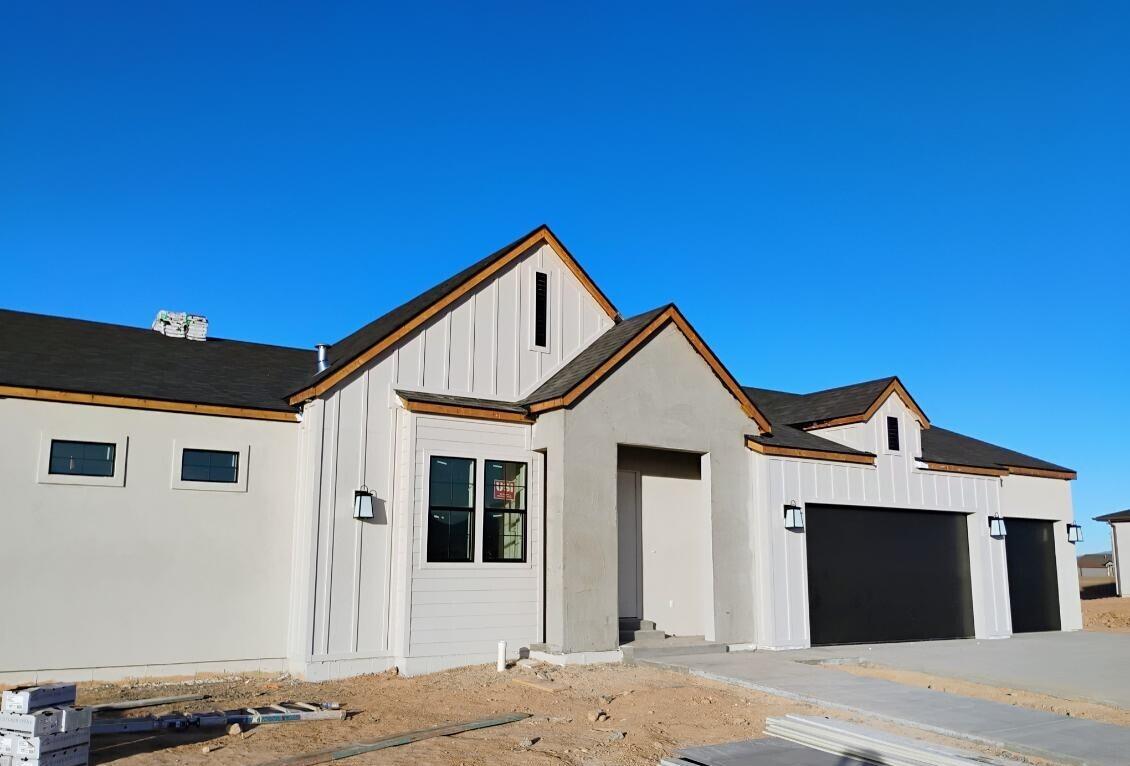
(646, 649), (1130, 766)
(790, 631), (1130, 709)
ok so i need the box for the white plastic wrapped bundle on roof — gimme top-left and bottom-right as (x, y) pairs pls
(185, 314), (208, 341)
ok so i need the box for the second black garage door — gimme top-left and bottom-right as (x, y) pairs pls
(806, 505), (975, 645)
(1004, 518), (1061, 633)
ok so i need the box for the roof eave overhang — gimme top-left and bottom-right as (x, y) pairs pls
(526, 306), (773, 434)
(801, 377), (931, 431)
(288, 226), (620, 405)
(399, 398), (534, 424)
(0, 384), (300, 422)
(745, 436), (875, 465)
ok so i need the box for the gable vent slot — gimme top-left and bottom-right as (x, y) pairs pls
(887, 416), (900, 451)
(534, 271), (549, 349)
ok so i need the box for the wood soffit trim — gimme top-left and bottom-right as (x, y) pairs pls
(921, 461), (1007, 477)
(289, 228), (618, 404)
(401, 399), (533, 424)
(525, 307), (773, 434)
(0, 385), (300, 422)
(1005, 465), (1077, 481)
(745, 437), (875, 465)
(802, 379), (931, 432)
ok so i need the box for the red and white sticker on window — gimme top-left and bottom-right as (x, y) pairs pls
(493, 479), (517, 501)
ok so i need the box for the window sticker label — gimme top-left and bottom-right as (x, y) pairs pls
(493, 479), (516, 501)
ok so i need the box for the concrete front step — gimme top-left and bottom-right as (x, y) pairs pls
(619, 629), (666, 644)
(621, 636), (729, 663)
(619, 618), (657, 632)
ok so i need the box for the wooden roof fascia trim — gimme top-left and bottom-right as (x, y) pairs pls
(1006, 465), (1077, 481)
(745, 437), (875, 465)
(667, 311), (772, 434)
(0, 385), (300, 422)
(921, 461), (1007, 477)
(526, 309), (673, 414)
(289, 228), (618, 405)
(400, 399), (533, 424)
(540, 228), (619, 320)
(801, 379), (931, 432)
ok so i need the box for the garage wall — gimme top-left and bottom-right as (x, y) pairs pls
(999, 475), (1083, 630)
(751, 394), (1011, 648)
(1113, 523), (1130, 597)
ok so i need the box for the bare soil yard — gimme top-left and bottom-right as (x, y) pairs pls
(1082, 596), (1130, 633)
(73, 662), (819, 765)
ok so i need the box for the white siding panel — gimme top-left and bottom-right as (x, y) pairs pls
(407, 414), (542, 659)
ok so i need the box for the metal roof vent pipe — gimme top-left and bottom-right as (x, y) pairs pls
(315, 344), (330, 374)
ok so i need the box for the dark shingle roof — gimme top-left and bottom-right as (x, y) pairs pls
(0, 309), (311, 412)
(743, 377), (898, 426)
(746, 424), (873, 457)
(920, 426), (1073, 473)
(304, 225), (617, 393)
(1078, 553), (1114, 567)
(396, 389), (529, 414)
(744, 378), (1072, 474)
(1095, 510), (1130, 523)
(522, 305), (669, 406)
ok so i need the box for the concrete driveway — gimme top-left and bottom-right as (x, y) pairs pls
(788, 630), (1130, 709)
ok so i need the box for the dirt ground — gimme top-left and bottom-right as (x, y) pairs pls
(1082, 596), (1130, 632)
(830, 662), (1130, 727)
(74, 662), (821, 766)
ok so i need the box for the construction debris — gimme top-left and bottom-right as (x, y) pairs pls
(765, 715), (1025, 766)
(262, 713), (531, 766)
(151, 310), (208, 340)
(87, 694), (208, 712)
(90, 702), (345, 735)
(0, 684), (91, 766)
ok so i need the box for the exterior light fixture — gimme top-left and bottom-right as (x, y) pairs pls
(988, 515), (1007, 538)
(353, 486), (375, 520)
(784, 502), (805, 531)
(1067, 523), (1083, 543)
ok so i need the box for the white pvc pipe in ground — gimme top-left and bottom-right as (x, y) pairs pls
(497, 640), (507, 672)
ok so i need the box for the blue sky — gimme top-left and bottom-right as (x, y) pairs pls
(1, 3), (1126, 550)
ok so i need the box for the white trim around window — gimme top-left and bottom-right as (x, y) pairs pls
(36, 431), (129, 487)
(170, 440), (250, 492)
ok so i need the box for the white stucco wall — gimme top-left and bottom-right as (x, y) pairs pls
(1113, 523), (1130, 597)
(752, 393), (1012, 649)
(0, 398), (299, 684)
(998, 474), (1083, 630)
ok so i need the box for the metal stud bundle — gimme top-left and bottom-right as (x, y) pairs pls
(0, 685), (90, 766)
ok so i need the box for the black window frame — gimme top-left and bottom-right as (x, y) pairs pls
(886, 416), (900, 451)
(180, 448), (240, 484)
(483, 459), (528, 563)
(48, 439), (117, 477)
(533, 271), (549, 349)
(427, 455), (476, 563)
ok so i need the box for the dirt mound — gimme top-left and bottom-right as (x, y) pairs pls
(1083, 595), (1130, 632)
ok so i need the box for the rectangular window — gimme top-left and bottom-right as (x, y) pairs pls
(49, 440), (116, 477)
(181, 448), (240, 483)
(887, 416), (900, 451)
(534, 271), (549, 349)
(484, 460), (527, 562)
(427, 456), (475, 563)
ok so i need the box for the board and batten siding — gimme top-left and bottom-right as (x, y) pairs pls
(403, 413), (542, 675)
(751, 393), (1011, 649)
(393, 242), (614, 401)
(291, 241), (607, 677)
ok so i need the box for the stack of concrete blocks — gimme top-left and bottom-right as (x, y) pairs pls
(0, 685), (91, 766)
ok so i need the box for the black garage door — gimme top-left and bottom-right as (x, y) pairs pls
(806, 505), (975, 645)
(1004, 518), (1061, 633)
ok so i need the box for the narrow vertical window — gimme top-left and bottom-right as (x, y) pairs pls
(483, 460), (528, 562)
(533, 271), (549, 349)
(427, 456), (475, 563)
(886, 416), (900, 451)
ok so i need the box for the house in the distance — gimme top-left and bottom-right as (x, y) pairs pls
(1094, 510), (1130, 596)
(0, 225), (1083, 683)
(1077, 552), (1115, 579)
